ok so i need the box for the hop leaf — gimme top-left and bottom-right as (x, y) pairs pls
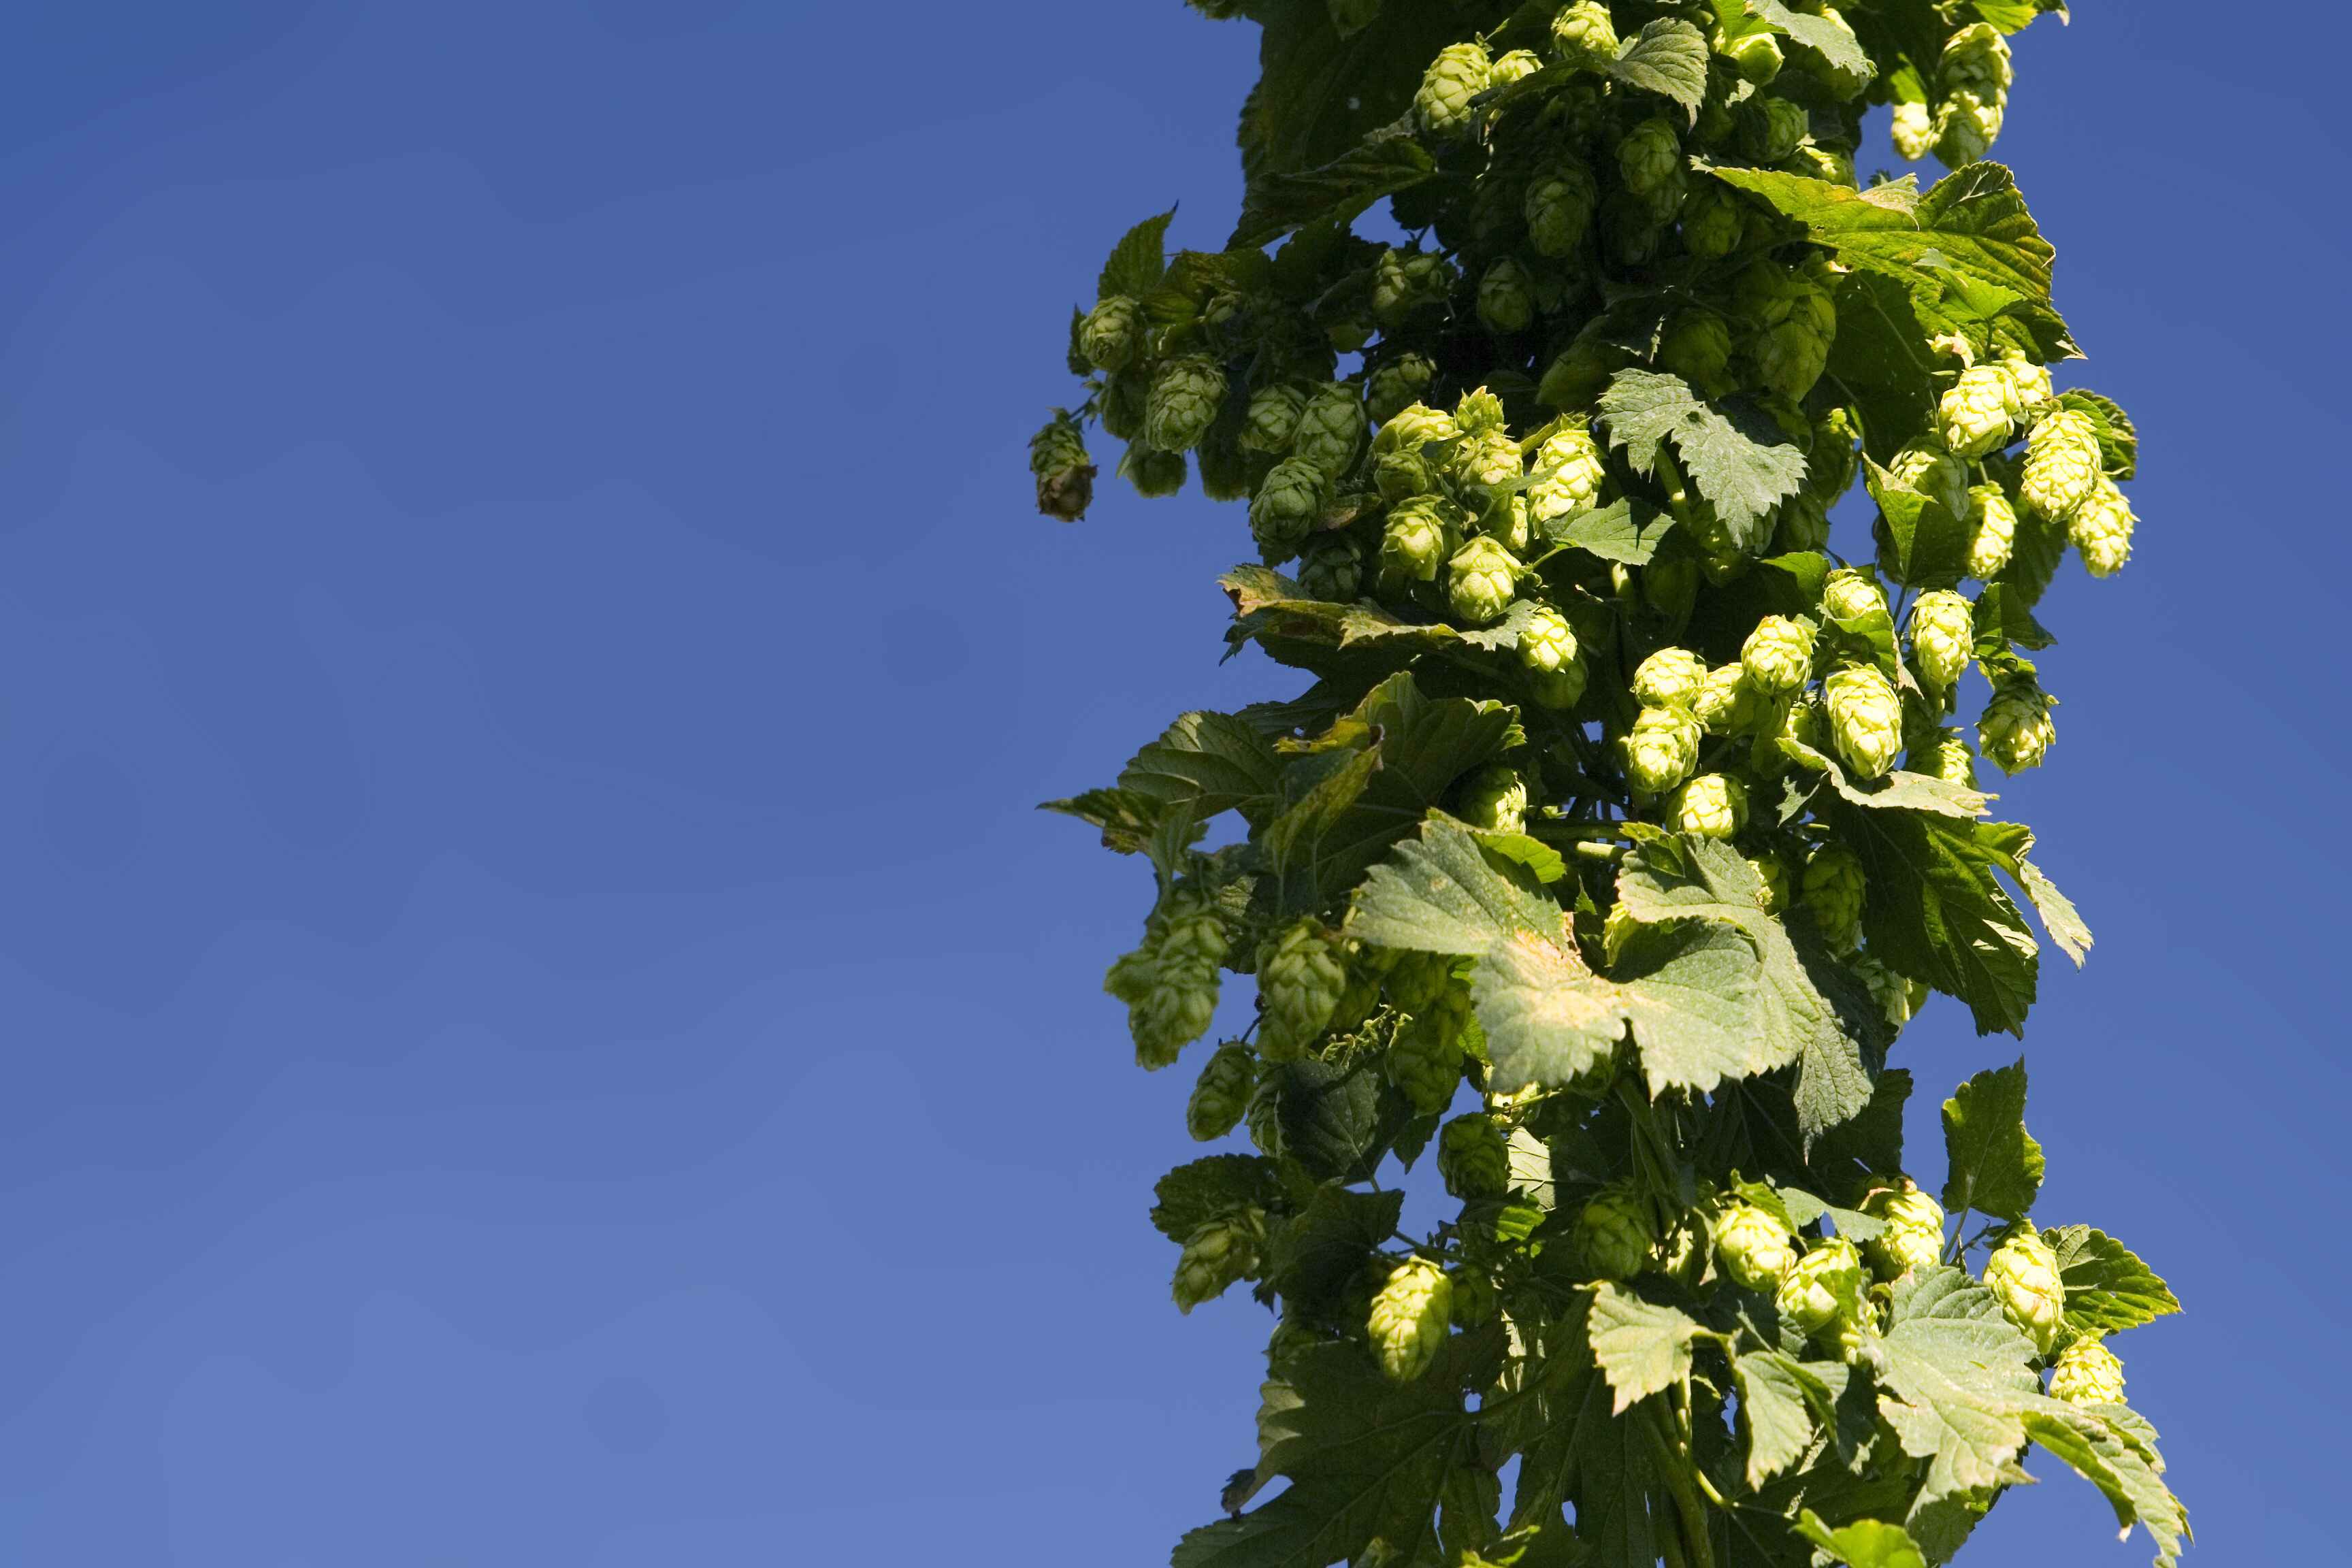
(2021, 409), (2103, 521)
(1825, 664), (1904, 779)
(1257, 919), (1349, 1060)
(1573, 1184), (1656, 1282)
(1967, 483), (2019, 579)
(1438, 1113), (1511, 1199)
(2048, 1337), (2127, 1405)
(1250, 457), (1330, 562)
(1940, 363), (2023, 459)
(1446, 534), (1522, 624)
(1173, 1209), (1265, 1313)
(1802, 843), (1865, 953)
(1863, 1181), (1946, 1280)
(1633, 647), (1710, 708)
(1524, 157), (1599, 258)
(1979, 680), (2056, 774)
(1186, 1044), (1257, 1142)
(1669, 772), (1748, 839)
(1714, 1200), (1797, 1291)
(1623, 704), (1702, 794)
(2070, 473), (2136, 578)
(1986, 1228), (2066, 1355)
(1908, 590), (1975, 692)
(1415, 42), (1491, 140)
(1776, 1235), (1864, 1338)
(1078, 294), (1144, 372)
(1367, 1256), (1453, 1381)
(1145, 357), (1228, 453)
(1742, 615), (1816, 696)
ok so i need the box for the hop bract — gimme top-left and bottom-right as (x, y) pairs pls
(1186, 1044), (1256, 1143)
(1550, 1), (1617, 65)
(1979, 681), (2056, 774)
(2050, 1338), (2127, 1405)
(1250, 457), (1329, 562)
(1825, 665), (1904, 779)
(1939, 363), (2023, 458)
(1456, 764), (1529, 834)
(1439, 1113), (1512, 1199)
(1908, 590), (1975, 692)
(1742, 615), (1815, 696)
(1573, 1185), (1656, 1281)
(1528, 427), (1607, 521)
(2021, 409), (2103, 521)
(1863, 1182), (1946, 1279)
(1776, 1237), (1865, 1337)
(1670, 772), (1747, 839)
(1368, 1257), (1453, 1382)
(2071, 473), (2136, 577)
(1714, 1201), (1797, 1291)
(1292, 382), (1367, 478)
(1416, 42), (1491, 140)
(1257, 919), (1349, 1060)
(1624, 705), (1701, 794)
(1633, 647), (1709, 709)
(1966, 483), (2019, 579)
(1735, 261), (1838, 402)
(1367, 355), (1435, 425)
(1803, 844), (1865, 952)
(1985, 1229), (2066, 1355)
(1524, 157), (1599, 257)
(1174, 1210), (1265, 1314)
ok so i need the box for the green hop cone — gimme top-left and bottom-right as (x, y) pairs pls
(1368, 1257), (1453, 1382)
(1808, 404), (1861, 502)
(1774, 493), (1831, 553)
(1416, 41), (1491, 140)
(1186, 1043), (1257, 1142)
(1454, 387), (1506, 436)
(1678, 180), (1745, 261)
(1292, 382), (1367, 478)
(1447, 534), (1521, 624)
(1617, 117), (1685, 223)
(1623, 705), (1702, 795)
(1777, 1236), (1865, 1338)
(1518, 606), (1587, 710)
(1750, 96), (1810, 164)
(2049, 1338), (2127, 1406)
(1524, 157), (1599, 258)
(1173, 1209), (1265, 1314)
(1602, 193), (1661, 268)
(1078, 294), (1143, 372)
(1856, 955), (1929, 1032)
(1105, 896), (1228, 1068)
(1742, 615), (1816, 696)
(1477, 257), (1536, 335)
(1451, 427), (1524, 504)
(1825, 664), (1904, 779)
(1492, 494), (1533, 554)
(1978, 681), (2055, 774)
(1891, 98), (1933, 163)
(1298, 537), (1363, 603)
(1863, 1181), (1946, 1280)
(1029, 415), (1096, 523)
(1119, 443), (1186, 498)
(2070, 473), (2136, 578)
(1257, 919), (1349, 1060)
(1734, 260), (1837, 403)
(1376, 401), (1460, 455)
(1249, 457), (1330, 563)
(1939, 363), (2024, 459)
(1669, 772), (1748, 839)
(1239, 382), (1311, 454)
(1821, 567), (1887, 626)
(1490, 47), (1542, 88)
(1714, 1200), (1797, 1292)
(1886, 439), (1970, 522)
(1386, 1009), (1464, 1115)
(1693, 662), (1765, 736)
(1967, 483), (2019, 578)
(1912, 727), (1980, 787)
(1456, 764), (1529, 833)
(1659, 308), (1732, 396)
(1366, 354), (1436, 426)
(1908, 590), (1975, 692)
(2006, 355), (2055, 412)
(1550, 1), (1618, 66)
(1145, 357), (1228, 453)
(1633, 646), (1709, 709)
(1373, 248), (1453, 331)
(1727, 30), (1783, 85)
(1528, 427), (1607, 521)
(1985, 1228), (2065, 1356)
(1438, 1113), (1512, 1200)
(1749, 847), (1791, 913)
(2021, 408), (2103, 521)
(1573, 1185), (1656, 1281)
(1382, 495), (1455, 583)
(1934, 24), (2012, 165)
(1802, 843), (1865, 952)
(1375, 447), (1438, 504)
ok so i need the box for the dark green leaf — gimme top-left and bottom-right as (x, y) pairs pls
(1939, 1059), (2045, 1222)
(1263, 1185), (1407, 1311)
(1830, 802), (2040, 1034)
(1598, 371), (1808, 550)
(1152, 1154), (1285, 1243)
(1099, 208), (1176, 300)
(1120, 710), (1287, 825)
(1039, 787), (1166, 854)
(1609, 18), (1711, 116)
(1231, 135), (1437, 249)
(2044, 1225), (2182, 1342)
(1537, 497), (1678, 565)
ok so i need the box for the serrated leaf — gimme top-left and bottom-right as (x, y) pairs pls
(1871, 1268), (2041, 1507)
(1586, 1284), (1699, 1414)
(1793, 1512), (1925, 1568)
(1829, 802), (2040, 1035)
(1120, 710), (1286, 826)
(1608, 18), (1710, 116)
(1782, 737), (1990, 821)
(1350, 813), (1565, 958)
(1262, 1184), (1406, 1311)
(1152, 1154), (1285, 1243)
(1039, 787), (1166, 854)
(1474, 829), (1569, 885)
(1252, 1053), (1407, 1185)
(1828, 272), (1941, 465)
(1231, 135), (1436, 249)
(2044, 1225), (2182, 1341)
(1972, 582), (2057, 653)
(1597, 370), (1807, 550)
(1976, 823), (2092, 966)
(1746, 1), (1872, 78)
(1810, 1068), (1913, 1184)
(1869, 467), (1972, 590)
(1099, 209), (1175, 301)
(1610, 919), (1776, 1097)
(1940, 1059), (2044, 1221)
(2018, 1403), (2189, 1568)
(1536, 497), (1677, 565)
(1735, 1352), (1828, 1488)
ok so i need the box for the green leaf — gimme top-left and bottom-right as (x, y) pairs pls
(1262, 1184), (1407, 1311)
(1869, 463), (1972, 591)
(1152, 1154), (1284, 1243)
(1252, 1053), (1407, 1184)
(1735, 1352), (1829, 1488)
(1610, 919), (1778, 1098)
(2055, 389), (2138, 480)
(1976, 823), (2092, 966)
(1939, 1059), (2045, 1222)
(1970, 0), (2070, 35)
(1039, 787), (1166, 854)
(1536, 497), (1679, 565)
(1473, 919), (1646, 1092)
(1120, 710), (1286, 826)
(1782, 737), (1991, 821)
(2017, 1403), (2189, 1568)
(1474, 828), (1569, 885)
(1871, 1268), (2042, 1509)
(1829, 802), (2040, 1035)
(1793, 1512), (1925, 1568)
(1230, 135), (1436, 249)
(2044, 1225), (2183, 1341)
(1827, 272), (1940, 465)
(1609, 18), (1711, 117)
(1350, 812), (1564, 958)
(1810, 1068), (1913, 1185)
(1746, 1), (1873, 79)
(1262, 747), (1384, 887)
(1099, 208), (1175, 301)
(1586, 1284), (1700, 1413)
(1972, 581), (2057, 653)
(1597, 370), (1808, 551)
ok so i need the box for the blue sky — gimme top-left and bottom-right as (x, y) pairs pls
(0, 2), (2340, 1563)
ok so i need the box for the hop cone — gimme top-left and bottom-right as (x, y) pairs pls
(1105, 898), (1227, 1068)
(1808, 404), (1860, 502)
(1967, 484), (2019, 578)
(1257, 919), (1348, 1060)
(1727, 31), (1782, 85)
(1887, 440), (1970, 521)
(1298, 538), (1362, 603)
(1375, 448), (1437, 503)
(1714, 1201), (1797, 1292)
(1439, 1113), (1512, 1200)
(1386, 1010), (1463, 1115)
(1908, 590), (1975, 692)
(1029, 416), (1096, 523)
(1377, 401), (1460, 454)
(1456, 764), (1529, 833)
(1573, 1185), (1656, 1281)
(1633, 647), (1709, 709)
(1778, 1237), (1865, 1337)
(1366, 355), (1435, 426)
(1492, 495), (1533, 554)
(1239, 382), (1311, 454)
(1680, 179), (1745, 261)
(1078, 294), (1143, 372)
(1120, 444), (1186, 498)
(1373, 248), (1452, 331)
(1477, 257), (1535, 334)
(1748, 847), (1791, 914)
(1382, 498), (1452, 583)
(1693, 663), (1765, 737)
(1490, 47), (1542, 88)
(1940, 363), (2023, 459)
(1822, 568), (1887, 625)
(2006, 355), (2055, 412)
(1369, 1257), (1453, 1382)
(1174, 1210), (1265, 1314)
(1891, 99), (1933, 163)
(1986, 1229), (2065, 1355)
(1518, 606), (1587, 710)
(1775, 493), (1831, 553)
(1669, 773), (1747, 840)
(1603, 194), (1662, 268)
(1528, 427), (1607, 521)
(1863, 1182), (1946, 1279)
(2050, 1339), (2127, 1405)
(1802, 844), (1865, 952)
(1913, 728), (1980, 787)
(1416, 42), (1491, 140)
(1454, 387), (1506, 436)
(2071, 473), (2136, 577)
(1750, 96), (1810, 164)
(1447, 535), (1521, 624)
(2021, 408), (2102, 520)
(1145, 357), (1227, 453)
(1186, 1044), (1256, 1142)
(1659, 308), (1732, 395)
(1098, 371), (1147, 441)
(1524, 158), (1599, 257)
(1623, 705), (1702, 794)
(1742, 615), (1815, 696)
(1550, 1), (1618, 66)
(1735, 261), (1837, 402)
(1618, 118), (1684, 221)
(1250, 457), (1330, 562)
(1978, 681), (2055, 774)
(1825, 665), (1904, 779)
(1292, 382), (1367, 478)
(1451, 427), (1524, 503)
(1934, 24), (2012, 165)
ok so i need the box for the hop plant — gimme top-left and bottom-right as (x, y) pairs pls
(1749, 847), (1791, 913)
(1292, 382), (1367, 478)
(1456, 764), (1529, 833)
(1618, 118), (1684, 222)
(1659, 308), (1732, 395)
(1451, 427), (1525, 503)
(1368, 1257), (1453, 1381)
(1298, 537), (1362, 602)
(1373, 248), (1453, 331)
(1908, 591), (1975, 693)
(1735, 261), (1838, 403)
(1863, 1182), (1946, 1280)
(1742, 615), (1816, 696)
(1527, 426), (1607, 521)
(2021, 408), (2103, 521)
(1825, 665), (1904, 779)
(1633, 647), (1709, 709)
(1913, 727), (1980, 787)
(1679, 180), (1745, 261)
(1985, 1229), (2066, 1356)
(1327, 0), (1382, 35)
(1887, 440), (1970, 521)
(1120, 444), (1186, 498)
(1367, 355), (1436, 426)
(1145, 357), (1228, 453)
(2071, 474), (2137, 577)
(1105, 893), (1228, 1068)
(2050, 1338), (2127, 1406)
(1750, 96), (1810, 165)
(1239, 382), (1311, 453)
(1447, 535), (1521, 624)
(1186, 1044), (1257, 1142)
(1727, 30), (1782, 86)
(1714, 1201), (1797, 1291)
(1386, 1009), (1464, 1115)
(1775, 493), (1831, 553)
(1669, 772), (1747, 839)
(1250, 457), (1330, 562)
(1416, 42), (1490, 140)
(1940, 363), (2024, 459)
(1550, 1), (1617, 66)
(1623, 705), (1702, 794)
(1439, 1113), (1512, 1199)
(2006, 355), (2055, 411)
(1030, 415), (1096, 523)
(1174, 1209), (1265, 1313)
(1489, 47), (1541, 88)
(1777, 1237), (1865, 1337)
(1979, 681), (2056, 774)
(1382, 496), (1454, 583)
(1573, 1185), (1656, 1281)
(1257, 919), (1349, 1060)
(1802, 843), (1865, 952)
(1518, 606), (1586, 709)
(1377, 401), (1460, 454)
(1524, 157), (1599, 257)
(1079, 295), (1144, 372)
(1967, 483), (2019, 578)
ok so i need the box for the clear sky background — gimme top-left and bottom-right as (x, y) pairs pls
(0, 2), (2339, 1563)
